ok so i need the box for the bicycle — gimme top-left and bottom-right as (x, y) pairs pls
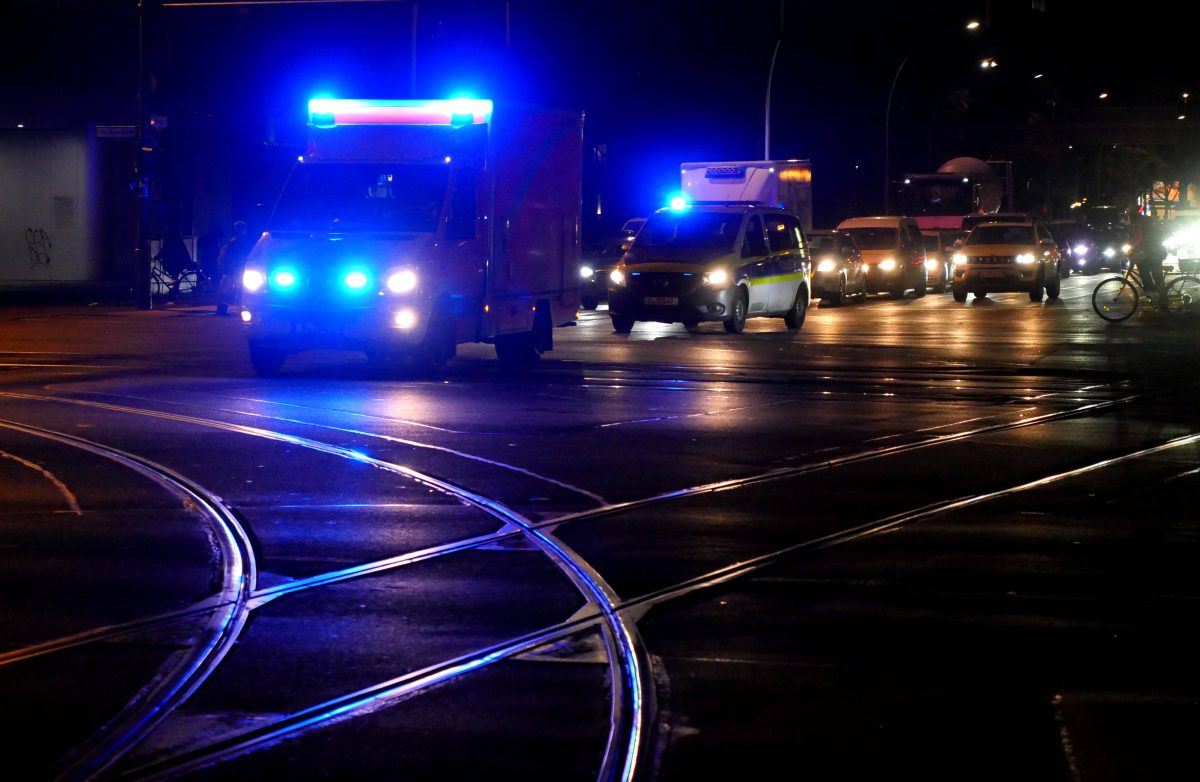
(1091, 261), (1200, 322)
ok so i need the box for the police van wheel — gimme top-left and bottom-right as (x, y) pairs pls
(784, 289), (807, 329)
(723, 291), (747, 333)
(495, 330), (542, 370)
(611, 313), (635, 333)
(248, 343), (286, 377)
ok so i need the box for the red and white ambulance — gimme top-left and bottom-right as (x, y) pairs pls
(239, 98), (583, 375)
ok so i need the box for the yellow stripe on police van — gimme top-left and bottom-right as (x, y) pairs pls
(748, 272), (807, 286)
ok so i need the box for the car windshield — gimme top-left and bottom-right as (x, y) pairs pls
(923, 235), (940, 251)
(813, 236), (851, 255)
(841, 227), (897, 250)
(966, 225), (1035, 246)
(270, 163), (449, 233)
(631, 211), (741, 257)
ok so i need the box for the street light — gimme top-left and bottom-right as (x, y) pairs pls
(883, 54), (910, 214)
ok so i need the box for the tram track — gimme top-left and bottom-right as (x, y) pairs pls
(112, 425), (1200, 780)
(0, 419), (255, 782)
(0, 381), (1153, 781)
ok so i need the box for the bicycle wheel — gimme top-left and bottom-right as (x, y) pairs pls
(1163, 275), (1200, 315)
(1091, 277), (1139, 322)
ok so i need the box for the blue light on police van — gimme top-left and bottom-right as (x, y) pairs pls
(273, 269), (298, 288)
(344, 270), (369, 290)
(668, 195), (689, 210)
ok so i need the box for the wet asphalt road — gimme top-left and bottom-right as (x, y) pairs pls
(1, 274), (1197, 781)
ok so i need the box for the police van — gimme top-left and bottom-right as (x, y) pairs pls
(606, 200), (811, 333)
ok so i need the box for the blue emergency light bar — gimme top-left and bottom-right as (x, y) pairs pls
(307, 99), (494, 128)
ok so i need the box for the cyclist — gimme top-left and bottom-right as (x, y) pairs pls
(1129, 210), (1167, 305)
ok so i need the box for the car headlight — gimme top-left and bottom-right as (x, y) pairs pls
(878, 258), (897, 271)
(580, 265), (594, 279)
(924, 258), (939, 271)
(344, 270), (370, 289)
(272, 269), (297, 288)
(386, 269), (418, 293)
(1102, 247), (1116, 258)
(703, 268), (729, 286)
(952, 253), (968, 266)
(242, 268), (266, 292)
(609, 268), (626, 286)
(816, 258), (837, 273)
(1074, 244), (1089, 256)
(1016, 253), (1036, 264)
(1121, 243), (1132, 254)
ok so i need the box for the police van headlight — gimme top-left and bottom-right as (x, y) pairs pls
(386, 269), (418, 294)
(580, 265), (594, 279)
(816, 258), (837, 273)
(703, 268), (729, 286)
(242, 268), (266, 292)
(878, 258), (897, 271)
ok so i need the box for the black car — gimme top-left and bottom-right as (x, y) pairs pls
(810, 230), (867, 305)
(1072, 225), (1131, 275)
(579, 234), (632, 310)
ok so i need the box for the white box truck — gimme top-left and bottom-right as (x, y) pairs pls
(680, 160), (812, 231)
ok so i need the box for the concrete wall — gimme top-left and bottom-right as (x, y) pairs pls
(0, 129), (100, 284)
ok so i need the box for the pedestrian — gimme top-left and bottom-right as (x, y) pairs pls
(1129, 209), (1167, 304)
(215, 221), (253, 316)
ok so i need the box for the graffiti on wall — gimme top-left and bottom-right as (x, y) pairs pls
(25, 228), (53, 269)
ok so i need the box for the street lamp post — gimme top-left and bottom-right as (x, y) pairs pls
(883, 54), (910, 214)
(764, 39), (781, 159)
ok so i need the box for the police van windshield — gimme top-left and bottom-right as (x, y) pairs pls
(271, 163), (449, 232)
(631, 211), (741, 258)
(841, 227), (897, 250)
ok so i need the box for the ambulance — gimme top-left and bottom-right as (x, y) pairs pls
(239, 98), (583, 375)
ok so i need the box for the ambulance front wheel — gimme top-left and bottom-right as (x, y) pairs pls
(495, 330), (542, 370)
(248, 342), (287, 377)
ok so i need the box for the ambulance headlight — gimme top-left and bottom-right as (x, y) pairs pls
(704, 268), (729, 286)
(393, 309), (417, 329)
(580, 265), (594, 279)
(816, 258), (837, 273)
(878, 258), (897, 271)
(242, 268), (266, 292)
(386, 269), (418, 293)
(609, 268), (626, 286)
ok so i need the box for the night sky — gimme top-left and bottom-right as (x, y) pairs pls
(5, 1), (1194, 234)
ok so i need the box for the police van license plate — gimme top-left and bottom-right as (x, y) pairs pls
(643, 296), (678, 306)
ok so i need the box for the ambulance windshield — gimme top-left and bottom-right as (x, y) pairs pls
(271, 163), (449, 232)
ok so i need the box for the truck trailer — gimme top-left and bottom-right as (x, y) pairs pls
(239, 98), (583, 375)
(680, 160), (812, 231)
